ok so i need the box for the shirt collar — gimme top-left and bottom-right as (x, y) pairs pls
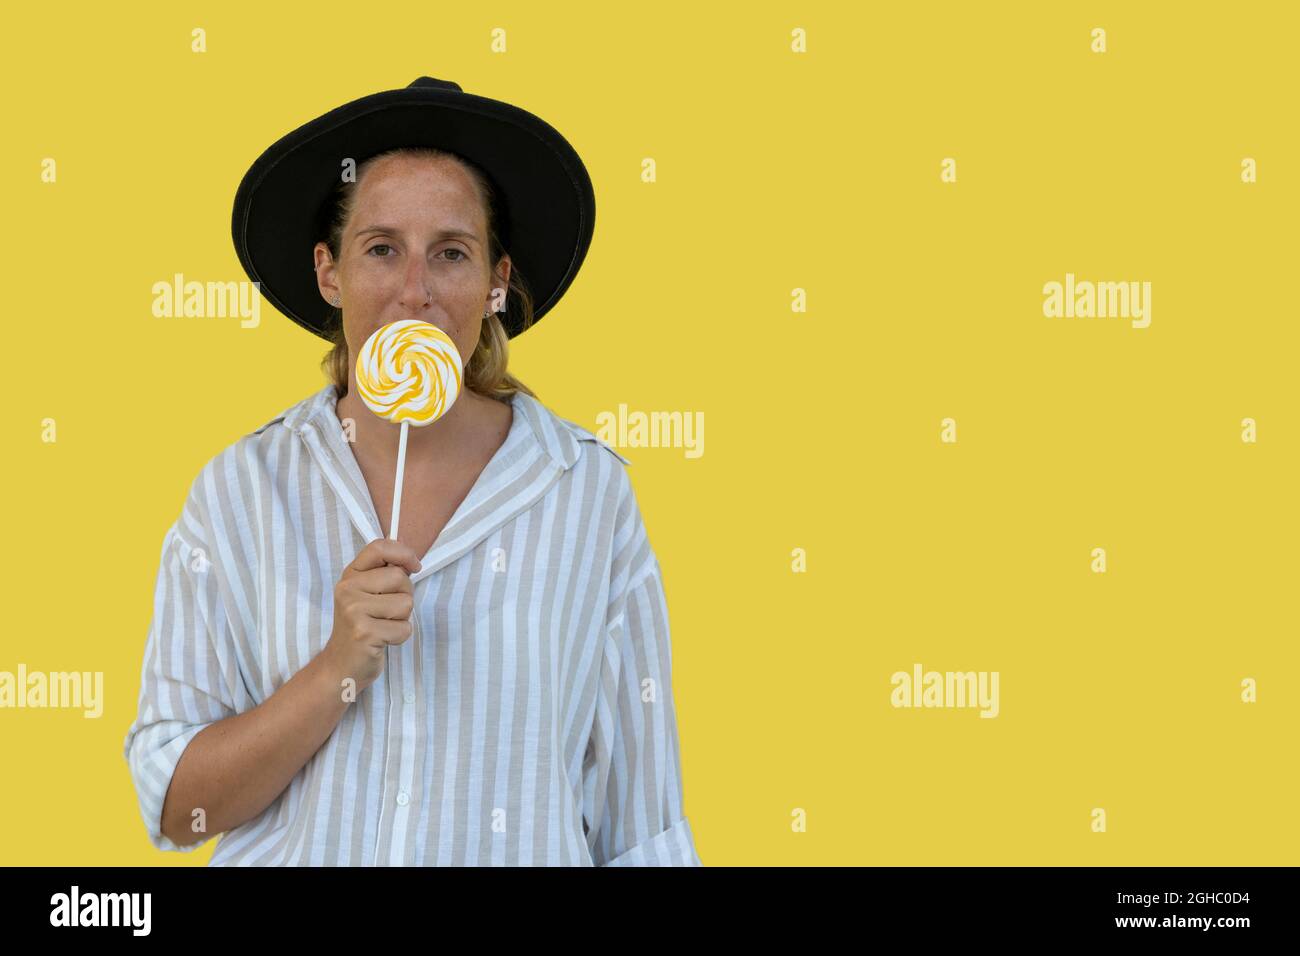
(262, 384), (614, 584)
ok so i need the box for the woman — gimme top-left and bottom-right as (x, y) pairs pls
(123, 77), (701, 866)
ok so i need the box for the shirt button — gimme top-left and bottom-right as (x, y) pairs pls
(404, 690), (415, 704)
(396, 790), (410, 807)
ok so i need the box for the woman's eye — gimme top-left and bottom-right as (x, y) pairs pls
(441, 248), (467, 262)
(367, 244), (393, 257)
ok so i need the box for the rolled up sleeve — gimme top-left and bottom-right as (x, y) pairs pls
(122, 520), (238, 852)
(583, 560), (702, 866)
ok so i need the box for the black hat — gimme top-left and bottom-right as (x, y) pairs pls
(231, 76), (596, 341)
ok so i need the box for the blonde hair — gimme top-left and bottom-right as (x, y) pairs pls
(317, 146), (538, 403)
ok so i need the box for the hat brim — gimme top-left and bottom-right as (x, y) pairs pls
(231, 83), (595, 341)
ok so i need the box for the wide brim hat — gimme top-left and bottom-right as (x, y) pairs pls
(231, 76), (595, 341)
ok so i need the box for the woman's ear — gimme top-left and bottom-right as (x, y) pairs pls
(493, 253), (511, 290)
(489, 255), (511, 314)
(313, 242), (341, 304)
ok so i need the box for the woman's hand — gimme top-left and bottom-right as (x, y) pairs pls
(318, 538), (422, 696)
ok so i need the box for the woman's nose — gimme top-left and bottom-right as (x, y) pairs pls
(398, 256), (433, 310)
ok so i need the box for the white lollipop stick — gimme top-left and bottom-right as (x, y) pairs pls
(390, 420), (409, 540)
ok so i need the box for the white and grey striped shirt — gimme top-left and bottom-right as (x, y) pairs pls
(123, 383), (701, 866)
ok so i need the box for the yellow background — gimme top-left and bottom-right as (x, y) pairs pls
(1, 1), (1296, 865)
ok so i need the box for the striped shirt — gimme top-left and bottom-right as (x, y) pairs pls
(123, 383), (701, 866)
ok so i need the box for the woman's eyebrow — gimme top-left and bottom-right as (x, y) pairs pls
(355, 225), (480, 244)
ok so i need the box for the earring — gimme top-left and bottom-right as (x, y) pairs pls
(331, 295), (341, 307)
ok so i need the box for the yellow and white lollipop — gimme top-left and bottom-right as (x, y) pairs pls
(355, 319), (463, 540)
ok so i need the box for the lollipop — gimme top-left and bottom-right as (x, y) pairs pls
(355, 319), (463, 540)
